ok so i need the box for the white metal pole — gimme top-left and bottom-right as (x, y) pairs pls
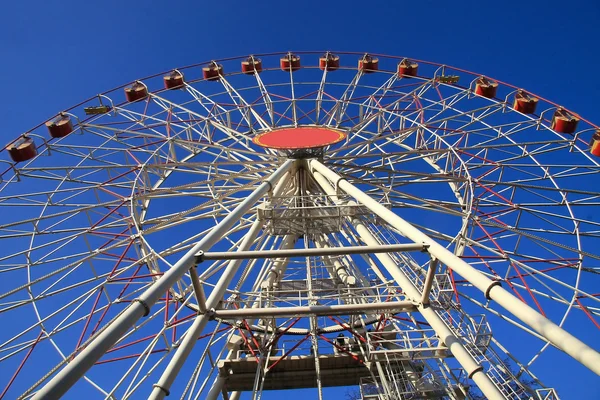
(421, 257), (438, 305)
(308, 158), (600, 376)
(198, 243), (427, 261)
(211, 301), (416, 318)
(314, 234), (356, 286)
(206, 348), (238, 400)
(32, 159), (295, 400)
(206, 375), (227, 400)
(261, 234), (298, 290)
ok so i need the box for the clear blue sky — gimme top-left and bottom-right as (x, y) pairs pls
(0, 0), (599, 399)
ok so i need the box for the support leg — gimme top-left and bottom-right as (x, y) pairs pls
(308, 158), (600, 376)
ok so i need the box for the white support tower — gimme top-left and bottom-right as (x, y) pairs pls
(0, 52), (598, 400)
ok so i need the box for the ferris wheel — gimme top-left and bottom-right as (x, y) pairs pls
(1, 51), (599, 400)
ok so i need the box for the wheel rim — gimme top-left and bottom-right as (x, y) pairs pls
(1, 51), (598, 399)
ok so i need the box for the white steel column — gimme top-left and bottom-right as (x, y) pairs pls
(211, 301), (416, 318)
(308, 158), (600, 376)
(261, 234), (298, 290)
(314, 234), (356, 286)
(206, 350), (235, 400)
(206, 375), (227, 400)
(309, 164), (505, 400)
(32, 159), (295, 400)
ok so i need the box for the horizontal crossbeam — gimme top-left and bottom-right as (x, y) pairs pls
(210, 301), (417, 319)
(196, 243), (428, 263)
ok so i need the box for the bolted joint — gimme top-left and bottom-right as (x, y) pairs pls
(194, 250), (205, 264)
(263, 179), (274, 199)
(334, 177), (346, 197)
(467, 365), (484, 379)
(152, 384), (170, 396)
(207, 308), (217, 321)
(134, 298), (151, 317)
(484, 280), (502, 300)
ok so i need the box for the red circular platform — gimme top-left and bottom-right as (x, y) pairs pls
(253, 127), (346, 150)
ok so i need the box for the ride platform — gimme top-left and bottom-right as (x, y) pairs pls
(218, 354), (370, 391)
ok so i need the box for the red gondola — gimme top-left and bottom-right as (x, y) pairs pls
(475, 77), (498, 99)
(513, 90), (538, 114)
(280, 54), (301, 72)
(7, 136), (37, 162)
(242, 57), (263, 75)
(358, 54), (378, 73)
(163, 71), (185, 89)
(551, 108), (579, 134)
(125, 82), (148, 102)
(398, 59), (418, 77)
(590, 130), (600, 157)
(319, 53), (340, 71)
(203, 64), (223, 81)
(46, 114), (73, 138)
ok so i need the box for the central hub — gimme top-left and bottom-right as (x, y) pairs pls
(253, 127), (346, 156)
